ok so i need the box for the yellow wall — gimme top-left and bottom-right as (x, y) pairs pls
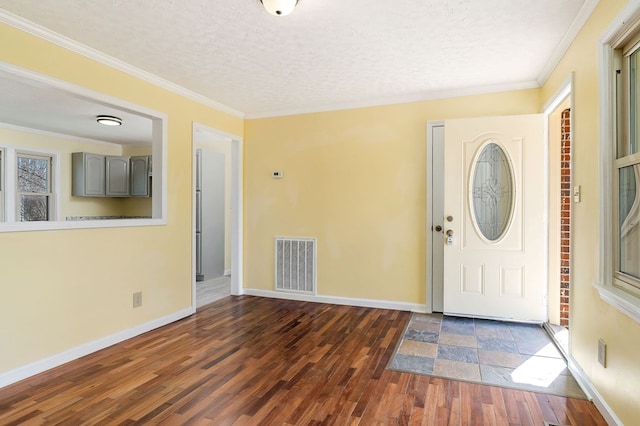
(244, 90), (540, 303)
(0, 23), (242, 374)
(542, 0), (640, 422)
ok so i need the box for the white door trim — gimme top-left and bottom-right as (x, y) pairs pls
(543, 74), (574, 326)
(192, 122), (243, 310)
(426, 120), (444, 313)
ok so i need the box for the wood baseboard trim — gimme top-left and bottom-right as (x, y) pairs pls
(566, 355), (622, 425)
(0, 307), (194, 389)
(243, 288), (428, 313)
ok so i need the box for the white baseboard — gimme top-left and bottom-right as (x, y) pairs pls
(0, 306), (194, 390)
(567, 356), (622, 426)
(243, 288), (428, 313)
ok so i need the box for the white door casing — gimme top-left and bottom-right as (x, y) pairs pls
(443, 115), (546, 321)
(427, 122), (445, 312)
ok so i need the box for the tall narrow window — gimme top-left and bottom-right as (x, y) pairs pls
(597, 2), (640, 320)
(16, 152), (54, 222)
(614, 40), (640, 297)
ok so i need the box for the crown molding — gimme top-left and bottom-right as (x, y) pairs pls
(537, 0), (600, 86)
(0, 9), (245, 119)
(245, 80), (540, 119)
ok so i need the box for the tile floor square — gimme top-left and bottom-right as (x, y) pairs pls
(478, 349), (523, 368)
(477, 336), (518, 353)
(434, 359), (481, 382)
(404, 329), (439, 343)
(407, 321), (441, 333)
(390, 354), (435, 375)
(397, 340), (438, 358)
(441, 321), (475, 336)
(438, 332), (477, 348)
(437, 344), (479, 363)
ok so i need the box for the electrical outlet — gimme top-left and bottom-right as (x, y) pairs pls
(133, 291), (143, 308)
(598, 338), (607, 367)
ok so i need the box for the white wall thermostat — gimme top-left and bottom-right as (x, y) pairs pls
(272, 170), (283, 179)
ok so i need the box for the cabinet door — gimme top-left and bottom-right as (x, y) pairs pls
(72, 152), (105, 196)
(130, 156), (150, 197)
(84, 153), (106, 196)
(105, 156), (130, 196)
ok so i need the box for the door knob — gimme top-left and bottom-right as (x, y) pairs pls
(434, 225), (442, 232)
(446, 229), (454, 236)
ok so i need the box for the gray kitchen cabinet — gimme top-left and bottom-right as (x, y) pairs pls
(105, 156), (130, 197)
(130, 156), (151, 197)
(72, 152), (105, 196)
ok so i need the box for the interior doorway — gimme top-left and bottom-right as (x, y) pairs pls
(192, 123), (243, 309)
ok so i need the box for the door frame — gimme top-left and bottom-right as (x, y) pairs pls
(426, 120), (444, 313)
(427, 78), (573, 318)
(542, 74), (574, 329)
(192, 122), (243, 309)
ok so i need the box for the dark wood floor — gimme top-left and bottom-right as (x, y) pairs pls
(0, 296), (607, 425)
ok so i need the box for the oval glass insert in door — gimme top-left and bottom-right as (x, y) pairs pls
(471, 142), (514, 241)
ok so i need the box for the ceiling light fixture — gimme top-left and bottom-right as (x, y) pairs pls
(260, 0), (298, 16)
(96, 115), (122, 126)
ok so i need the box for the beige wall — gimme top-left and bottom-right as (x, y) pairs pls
(0, 23), (242, 374)
(244, 90), (540, 303)
(541, 0), (640, 422)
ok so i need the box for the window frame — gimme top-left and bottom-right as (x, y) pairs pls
(15, 150), (55, 222)
(596, 2), (640, 323)
(0, 62), (168, 233)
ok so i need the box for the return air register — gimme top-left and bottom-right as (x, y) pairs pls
(275, 237), (316, 294)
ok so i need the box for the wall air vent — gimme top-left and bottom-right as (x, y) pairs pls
(275, 237), (316, 294)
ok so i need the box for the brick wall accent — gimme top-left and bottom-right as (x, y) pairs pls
(560, 108), (571, 327)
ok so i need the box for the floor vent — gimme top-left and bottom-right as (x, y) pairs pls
(275, 237), (316, 294)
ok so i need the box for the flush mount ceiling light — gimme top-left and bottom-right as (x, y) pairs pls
(260, 0), (298, 16)
(96, 115), (122, 126)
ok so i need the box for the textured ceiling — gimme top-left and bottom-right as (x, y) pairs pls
(0, 0), (591, 117)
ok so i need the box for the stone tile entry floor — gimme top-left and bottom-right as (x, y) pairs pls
(388, 313), (586, 399)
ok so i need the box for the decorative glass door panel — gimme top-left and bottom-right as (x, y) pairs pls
(471, 142), (514, 242)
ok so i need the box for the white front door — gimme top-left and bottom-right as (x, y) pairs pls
(442, 115), (546, 322)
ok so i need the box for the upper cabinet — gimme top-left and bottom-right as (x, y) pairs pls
(72, 153), (151, 198)
(72, 152), (106, 196)
(130, 156), (151, 197)
(105, 156), (130, 197)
